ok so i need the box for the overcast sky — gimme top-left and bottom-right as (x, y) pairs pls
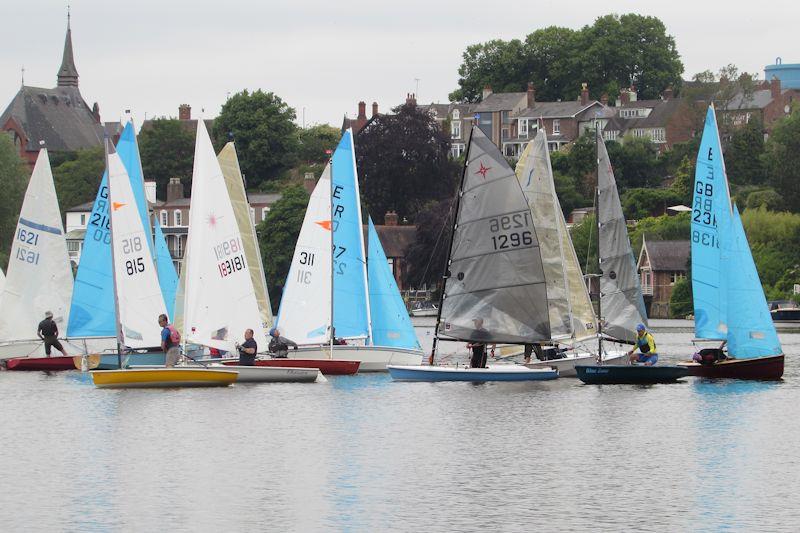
(1, 0), (797, 128)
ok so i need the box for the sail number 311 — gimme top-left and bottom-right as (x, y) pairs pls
(489, 213), (533, 250)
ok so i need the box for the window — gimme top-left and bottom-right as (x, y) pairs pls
(250, 207), (255, 225)
(451, 144), (465, 158)
(452, 109), (460, 121)
(80, 214), (86, 226)
(603, 130), (618, 141)
(633, 128), (646, 138)
(552, 119), (560, 135)
(261, 207), (270, 221)
(175, 236), (183, 258)
(651, 128), (666, 143)
(519, 119), (528, 137)
(451, 119), (461, 139)
(160, 211), (168, 226)
(670, 272), (685, 285)
(67, 241), (80, 253)
(174, 210), (182, 226)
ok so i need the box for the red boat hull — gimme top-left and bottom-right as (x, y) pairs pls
(680, 354), (784, 380)
(224, 359), (360, 375)
(5, 356), (77, 371)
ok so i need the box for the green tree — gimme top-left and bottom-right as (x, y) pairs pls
(620, 188), (683, 220)
(763, 109), (800, 212)
(744, 188), (782, 210)
(570, 214), (599, 275)
(670, 155), (693, 205)
(297, 125), (341, 164)
(257, 185), (309, 308)
(607, 137), (661, 189)
(0, 136), (29, 269)
(449, 39), (533, 102)
(356, 102), (460, 223)
(669, 277), (693, 318)
(213, 90), (299, 188)
(138, 118), (195, 199)
(52, 146), (105, 212)
(725, 116), (766, 186)
(403, 198), (456, 290)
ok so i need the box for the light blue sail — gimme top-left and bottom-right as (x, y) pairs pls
(154, 220), (178, 319)
(367, 218), (420, 349)
(723, 206), (782, 359)
(66, 170), (115, 337)
(116, 121), (154, 253)
(331, 129), (371, 340)
(691, 106), (731, 340)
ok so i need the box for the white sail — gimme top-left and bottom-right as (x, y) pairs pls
(183, 120), (267, 353)
(276, 164), (332, 345)
(0, 269), (5, 296)
(0, 148), (73, 341)
(218, 142), (273, 330)
(107, 148), (167, 348)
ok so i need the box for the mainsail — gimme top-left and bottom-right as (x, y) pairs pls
(182, 120), (266, 353)
(107, 146), (166, 348)
(275, 164), (332, 345)
(597, 132), (648, 343)
(154, 220), (178, 319)
(331, 129), (371, 340)
(439, 127), (550, 344)
(723, 205), (781, 359)
(218, 142), (273, 330)
(0, 148), (73, 341)
(367, 218), (420, 350)
(691, 106), (731, 340)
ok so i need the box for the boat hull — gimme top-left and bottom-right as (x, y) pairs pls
(288, 345), (423, 372)
(0, 336), (117, 361)
(387, 364), (559, 382)
(91, 368), (238, 388)
(771, 309), (800, 322)
(576, 364), (690, 384)
(5, 356), (77, 371)
(679, 354), (784, 380)
(208, 364), (319, 383)
(249, 359), (358, 375)
(523, 350), (628, 377)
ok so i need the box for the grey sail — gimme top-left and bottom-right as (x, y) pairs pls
(439, 127), (550, 344)
(516, 130), (597, 341)
(597, 136), (648, 342)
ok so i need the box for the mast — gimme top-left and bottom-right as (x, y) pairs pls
(329, 150), (335, 357)
(105, 135), (124, 369)
(429, 127), (474, 365)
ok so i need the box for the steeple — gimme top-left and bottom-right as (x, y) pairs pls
(57, 8), (79, 87)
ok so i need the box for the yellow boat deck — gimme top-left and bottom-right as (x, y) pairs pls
(91, 368), (238, 388)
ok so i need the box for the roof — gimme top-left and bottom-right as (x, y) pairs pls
(643, 239), (690, 271)
(517, 101), (602, 119)
(473, 92), (527, 113)
(66, 200), (94, 212)
(57, 22), (79, 87)
(0, 85), (104, 152)
(419, 102), (475, 119)
(605, 98), (684, 132)
(720, 88), (789, 111)
(247, 193), (282, 205)
(365, 225), (416, 258)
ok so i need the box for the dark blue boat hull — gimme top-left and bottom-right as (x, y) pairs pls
(576, 364), (690, 384)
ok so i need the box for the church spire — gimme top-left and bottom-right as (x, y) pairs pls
(57, 7), (79, 87)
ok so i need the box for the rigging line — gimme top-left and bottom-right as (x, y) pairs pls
(416, 195), (456, 288)
(584, 191), (597, 276)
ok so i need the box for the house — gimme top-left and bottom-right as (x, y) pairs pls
(418, 101), (475, 158)
(0, 15), (105, 167)
(472, 85), (529, 151)
(602, 87), (695, 152)
(341, 100), (380, 135)
(717, 76), (798, 136)
(637, 237), (690, 318)
(365, 211), (417, 291)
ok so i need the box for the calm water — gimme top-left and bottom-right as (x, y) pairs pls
(2, 322), (799, 532)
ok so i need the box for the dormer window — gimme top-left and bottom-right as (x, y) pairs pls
(519, 119), (528, 137)
(452, 109), (460, 121)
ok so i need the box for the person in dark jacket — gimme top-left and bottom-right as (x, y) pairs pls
(268, 327), (298, 358)
(235, 329), (258, 366)
(467, 318), (491, 368)
(37, 311), (67, 357)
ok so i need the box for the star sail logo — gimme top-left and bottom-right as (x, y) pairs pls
(475, 161), (491, 179)
(207, 212), (222, 229)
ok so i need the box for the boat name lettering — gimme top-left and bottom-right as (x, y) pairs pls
(125, 257), (145, 275)
(218, 254), (246, 278)
(212, 238), (243, 261)
(17, 228), (40, 246)
(332, 185), (345, 220)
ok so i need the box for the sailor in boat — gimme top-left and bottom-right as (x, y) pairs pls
(235, 329), (258, 366)
(692, 341), (728, 365)
(627, 323), (658, 366)
(268, 327), (298, 358)
(37, 311), (68, 358)
(158, 314), (181, 367)
(467, 318), (491, 368)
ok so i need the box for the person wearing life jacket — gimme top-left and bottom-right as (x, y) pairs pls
(268, 327), (298, 358)
(628, 323), (658, 365)
(158, 314), (182, 367)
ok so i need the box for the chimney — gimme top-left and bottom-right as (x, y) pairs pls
(303, 172), (316, 195)
(357, 101), (367, 120)
(166, 177), (184, 202)
(629, 86), (637, 102)
(526, 82), (536, 108)
(91, 102), (101, 124)
(405, 93), (417, 106)
(619, 88), (630, 105)
(384, 211), (399, 226)
(179, 104), (191, 120)
(372, 102), (379, 118)
(662, 86), (673, 100)
(770, 76), (781, 100)
(482, 84), (493, 101)
(580, 82), (589, 106)
(601, 93), (609, 106)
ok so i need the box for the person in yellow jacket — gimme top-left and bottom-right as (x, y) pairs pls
(628, 323), (658, 365)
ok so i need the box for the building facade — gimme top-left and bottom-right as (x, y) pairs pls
(637, 237), (690, 318)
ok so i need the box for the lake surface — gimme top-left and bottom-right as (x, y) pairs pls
(1, 321), (799, 532)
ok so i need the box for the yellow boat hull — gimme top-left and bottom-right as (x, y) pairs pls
(91, 368), (238, 388)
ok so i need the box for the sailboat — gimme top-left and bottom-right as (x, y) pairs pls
(90, 139), (238, 388)
(679, 106), (784, 380)
(0, 145), (75, 367)
(387, 126), (559, 382)
(276, 129), (423, 371)
(154, 219), (178, 318)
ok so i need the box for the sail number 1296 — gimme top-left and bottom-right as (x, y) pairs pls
(489, 212), (533, 251)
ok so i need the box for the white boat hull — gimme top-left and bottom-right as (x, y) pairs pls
(0, 336), (118, 360)
(289, 345), (424, 372)
(524, 350), (628, 377)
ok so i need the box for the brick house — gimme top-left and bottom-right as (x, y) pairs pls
(418, 101), (475, 158)
(364, 211), (416, 291)
(341, 100), (380, 134)
(0, 16), (106, 167)
(637, 237), (690, 318)
(717, 77), (798, 136)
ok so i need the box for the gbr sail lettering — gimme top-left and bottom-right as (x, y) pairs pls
(331, 184), (346, 275)
(214, 237), (246, 278)
(489, 211), (533, 250)
(89, 185), (112, 244)
(692, 147), (718, 248)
